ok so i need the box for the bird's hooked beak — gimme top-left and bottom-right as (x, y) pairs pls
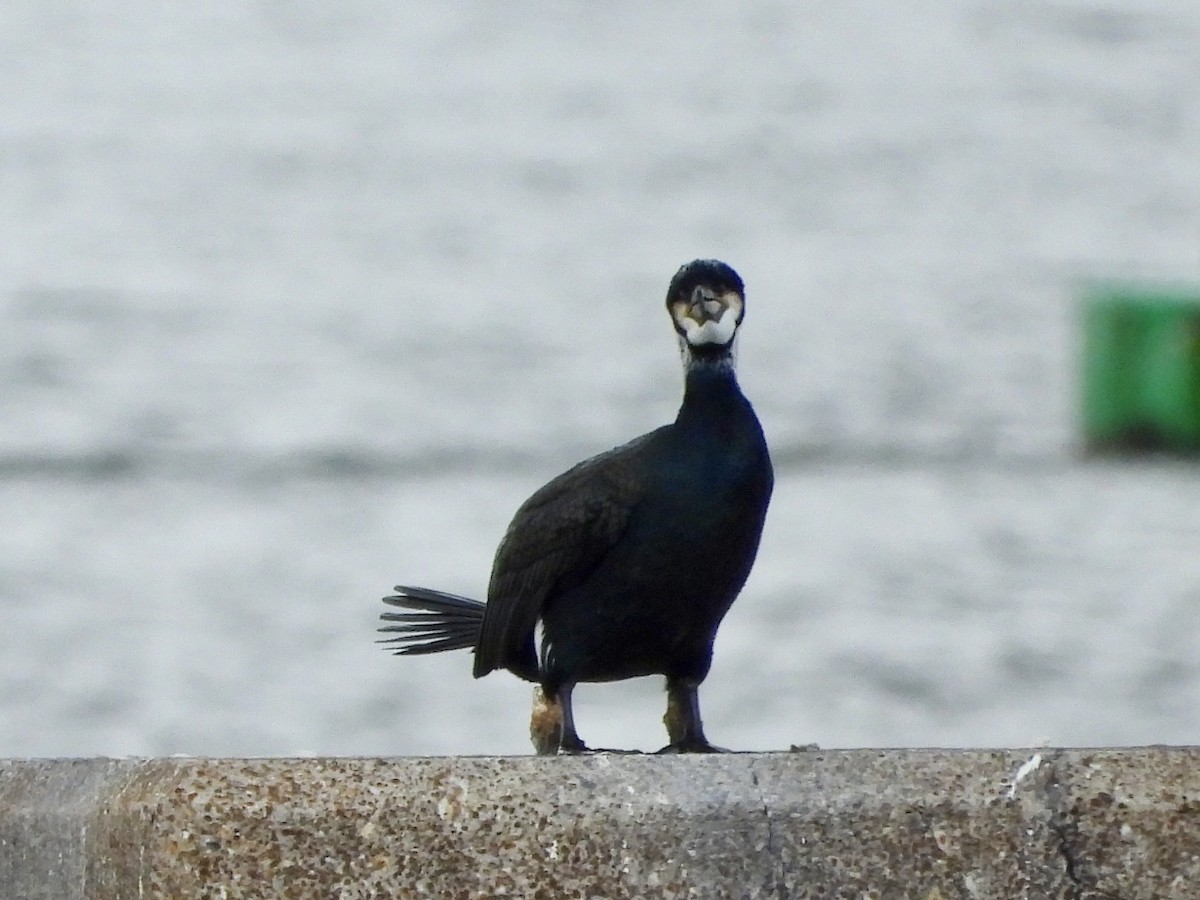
(672, 286), (744, 347)
(687, 286), (726, 324)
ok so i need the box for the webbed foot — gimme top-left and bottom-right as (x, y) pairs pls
(655, 738), (729, 754)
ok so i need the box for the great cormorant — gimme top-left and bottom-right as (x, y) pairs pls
(379, 259), (773, 754)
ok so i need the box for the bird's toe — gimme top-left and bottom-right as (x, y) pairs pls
(655, 739), (729, 754)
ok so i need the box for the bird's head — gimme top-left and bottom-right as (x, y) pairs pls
(666, 259), (745, 355)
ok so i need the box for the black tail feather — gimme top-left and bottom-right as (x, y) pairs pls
(377, 585), (485, 656)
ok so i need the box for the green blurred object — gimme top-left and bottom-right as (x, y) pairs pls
(1082, 285), (1200, 454)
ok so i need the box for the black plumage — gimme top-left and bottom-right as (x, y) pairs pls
(379, 259), (773, 754)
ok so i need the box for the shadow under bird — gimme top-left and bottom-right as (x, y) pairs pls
(379, 259), (773, 754)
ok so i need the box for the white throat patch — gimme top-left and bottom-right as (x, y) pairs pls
(672, 289), (743, 348)
(681, 314), (734, 348)
(680, 309), (738, 346)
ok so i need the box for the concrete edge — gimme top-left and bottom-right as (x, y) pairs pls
(2, 748), (1198, 899)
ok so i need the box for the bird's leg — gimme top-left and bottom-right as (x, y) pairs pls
(556, 683), (589, 753)
(529, 683), (589, 755)
(658, 677), (728, 753)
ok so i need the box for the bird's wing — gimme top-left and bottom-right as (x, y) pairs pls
(472, 430), (658, 678)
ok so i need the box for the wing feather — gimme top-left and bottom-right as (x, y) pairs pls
(471, 430), (658, 677)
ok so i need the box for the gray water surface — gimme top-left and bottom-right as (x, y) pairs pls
(2, 1), (1199, 756)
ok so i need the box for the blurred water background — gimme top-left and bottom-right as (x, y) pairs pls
(2, 1), (1199, 757)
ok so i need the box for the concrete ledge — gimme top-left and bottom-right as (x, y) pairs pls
(1, 748), (1198, 898)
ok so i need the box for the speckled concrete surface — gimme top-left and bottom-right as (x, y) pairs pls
(2, 749), (1199, 898)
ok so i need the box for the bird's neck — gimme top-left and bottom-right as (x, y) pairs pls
(676, 344), (746, 424)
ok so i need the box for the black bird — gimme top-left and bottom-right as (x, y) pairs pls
(379, 259), (773, 755)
